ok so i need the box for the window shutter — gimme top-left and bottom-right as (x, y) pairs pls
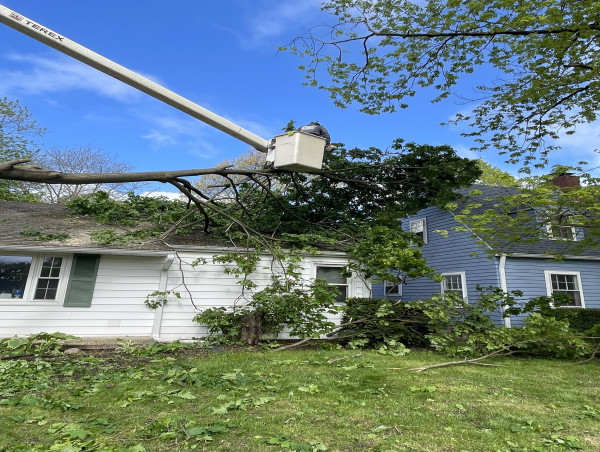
(63, 254), (100, 307)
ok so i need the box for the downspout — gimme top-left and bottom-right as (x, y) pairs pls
(152, 253), (175, 341)
(498, 254), (511, 328)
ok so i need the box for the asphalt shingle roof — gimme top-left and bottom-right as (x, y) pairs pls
(452, 185), (600, 257)
(0, 201), (228, 251)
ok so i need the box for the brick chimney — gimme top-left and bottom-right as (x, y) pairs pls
(550, 172), (580, 189)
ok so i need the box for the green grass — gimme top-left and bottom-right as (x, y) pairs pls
(0, 344), (599, 451)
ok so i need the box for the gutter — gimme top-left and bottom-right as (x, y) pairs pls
(152, 253), (176, 341)
(507, 253), (600, 261)
(498, 254), (511, 328)
(169, 244), (350, 258)
(0, 245), (170, 257)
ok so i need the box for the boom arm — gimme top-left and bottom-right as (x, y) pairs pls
(0, 4), (270, 152)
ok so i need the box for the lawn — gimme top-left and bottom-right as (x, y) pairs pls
(0, 342), (599, 451)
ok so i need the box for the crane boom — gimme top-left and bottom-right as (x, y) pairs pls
(0, 4), (270, 152)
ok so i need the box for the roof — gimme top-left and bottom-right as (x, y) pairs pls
(0, 201), (231, 253)
(452, 185), (600, 258)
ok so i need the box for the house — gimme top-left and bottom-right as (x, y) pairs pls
(372, 175), (600, 327)
(0, 201), (369, 340)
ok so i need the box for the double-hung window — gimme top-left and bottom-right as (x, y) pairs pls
(35, 257), (64, 300)
(316, 266), (348, 304)
(546, 223), (577, 241)
(544, 271), (584, 307)
(441, 272), (467, 301)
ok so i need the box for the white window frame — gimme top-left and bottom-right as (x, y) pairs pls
(0, 254), (72, 304)
(409, 218), (427, 244)
(384, 280), (402, 297)
(440, 272), (468, 301)
(544, 270), (585, 308)
(313, 263), (350, 304)
(546, 223), (577, 241)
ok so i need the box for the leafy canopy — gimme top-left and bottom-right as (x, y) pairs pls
(453, 165), (600, 257)
(67, 140), (480, 253)
(0, 97), (45, 201)
(286, 0), (600, 165)
(230, 140), (480, 247)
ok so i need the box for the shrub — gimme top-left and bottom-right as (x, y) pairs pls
(551, 308), (600, 335)
(415, 288), (596, 359)
(193, 307), (249, 345)
(337, 298), (430, 348)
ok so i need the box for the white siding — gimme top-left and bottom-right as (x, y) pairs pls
(159, 251), (369, 340)
(0, 249), (368, 341)
(0, 255), (165, 338)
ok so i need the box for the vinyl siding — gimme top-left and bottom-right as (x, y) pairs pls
(0, 250), (369, 340)
(504, 257), (600, 327)
(372, 207), (504, 325)
(0, 255), (164, 338)
(158, 251), (368, 340)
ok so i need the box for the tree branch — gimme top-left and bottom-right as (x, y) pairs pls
(329, 25), (600, 42)
(0, 159), (282, 184)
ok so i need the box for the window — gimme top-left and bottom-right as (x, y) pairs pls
(0, 256), (32, 299)
(35, 257), (63, 300)
(544, 271), (584, 307)
(316, 266), (347, 304)
(409, 218), (427, 244)
(441, 272), (467, 301)
(384, 280), (402, 297)
(0, 254), (100, 306)
(0, 255), (65, 301)
(546, 223), (577, 241)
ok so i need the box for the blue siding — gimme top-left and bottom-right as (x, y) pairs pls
(402, 207), (500, 298)
(372, 207), (600, 328)
(371, 284), (399, 299)
(504, 257), (600, 326)
(372, 207), (504, 324)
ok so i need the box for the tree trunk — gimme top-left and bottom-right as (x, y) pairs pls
(240, 311), (265, 345)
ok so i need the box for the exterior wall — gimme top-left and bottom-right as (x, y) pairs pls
(372, 207), (504, 324)
(0, 254), (165, 338)
(157, 250), (369, 340)
(371, 207), (600, 329)
(504, 257), (600, 327)
(0, 247), (369, 340)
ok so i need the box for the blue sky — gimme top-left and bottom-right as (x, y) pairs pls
(0, 1), (596, 195)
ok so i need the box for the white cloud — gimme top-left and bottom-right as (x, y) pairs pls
(213, 0), (325, 48)
(554, 121), (600, 156)
(140, 190), (184, 200)
(245, 0), (324, 46)
(0, 53), (148, 102)
(140, 113), (224, 158)
(141, 129), (177, 147)
(138, 105), (277, 159)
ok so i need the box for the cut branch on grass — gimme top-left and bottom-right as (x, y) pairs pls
(570, 339), (600, 365)
(408, 337), (600, 372)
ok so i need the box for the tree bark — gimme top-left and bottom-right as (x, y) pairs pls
(0, 159), (280, 184)
(240, 311), (265, 346)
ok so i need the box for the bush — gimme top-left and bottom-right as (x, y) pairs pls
(551, 308), (600, 335)
(337, 298), (430, 348)
(193, 307), (249, 345)
(416, 288), (597, 359)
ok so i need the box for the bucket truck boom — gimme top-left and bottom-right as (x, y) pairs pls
(0, 4), (326, 171)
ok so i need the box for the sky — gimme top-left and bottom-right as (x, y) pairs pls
(0, 1), (597, 196)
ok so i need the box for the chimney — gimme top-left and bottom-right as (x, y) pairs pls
(550, 172), (580, 189)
